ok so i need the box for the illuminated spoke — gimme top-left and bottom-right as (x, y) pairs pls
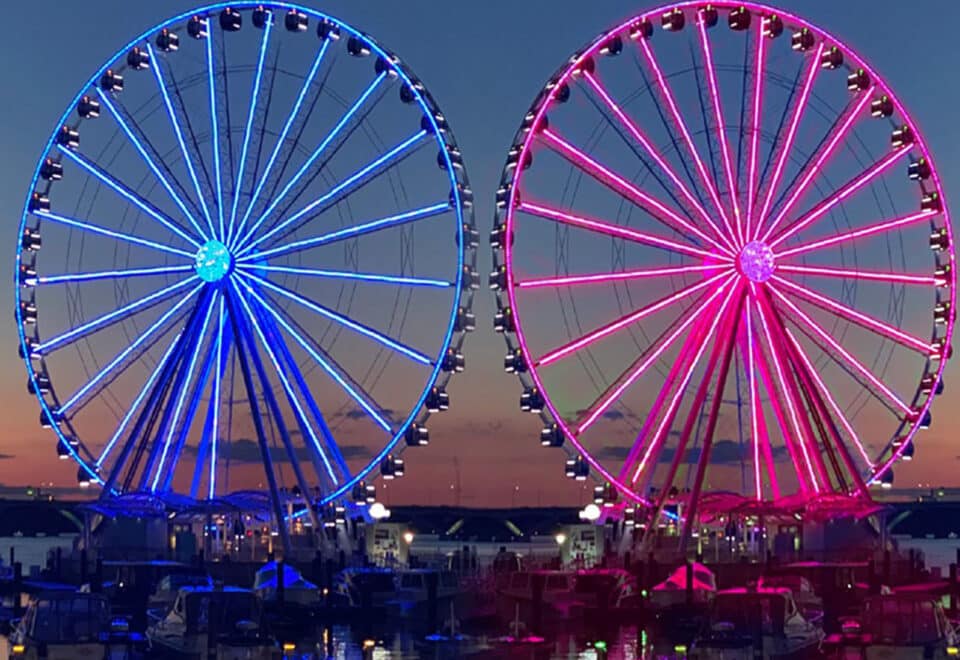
(760, 91), (875, 242)
(517, 263), (717, 289)
(580, 70), (733, 252)
(235, 39), (332, 246)
(147, 42), (216, 235)
(227, 17), (274, 243)
(630, 282), (743, 485)
(232, 282), (338, 485)
(519, 202), (729, 261)
(776, 209), (937, 259)
(637, 37), (730, 232)
(238, 203), (451, 263)
(776, 264), (941, 286)
(697, 12), (742, 243)
(541, 129), (733, 255)
(766, 283), (913, 414)
(237, 263), (451, 288)
(772, 275), (932, 353)
(742, 304), (766, 500)
(58, 146), (200, 248)
(767, 146), (913, 248)
(744, 18), (768, 237)
(754, 286), (825, 491)
(232, 72), (388, 252)
(56, 283), (203, 414)
(238, 280), (393, 432)
(237, 129), (428, 257)
(785, 328), (874, 468)
(96, 331), (183, 468)
(151, 292), (219, 491)
(33, 210), (195, 259)
(577, 275), (736, 433)
(38, 276), (199, 354)
(237, 271), (432, 365)
(205, 20), (225, 240)
(96, 90), (209, 241)
(754, 44), (824, 237)
(538, 271), (732, 367)
(32, 265), (192, 287)
(208, 297), (226, 498)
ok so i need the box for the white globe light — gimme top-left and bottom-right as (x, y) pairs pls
(581, 503), (601, 522)
(369, 501), (390, 520)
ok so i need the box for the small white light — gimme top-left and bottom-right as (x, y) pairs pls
(369, 501), (391, 520)
(554, 533), (566, 546)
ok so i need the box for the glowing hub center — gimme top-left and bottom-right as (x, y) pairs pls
(194, 240), (232, 283)
(739, 241), (775, 283)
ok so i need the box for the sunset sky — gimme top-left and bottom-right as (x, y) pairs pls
(1, 0), (959, 507)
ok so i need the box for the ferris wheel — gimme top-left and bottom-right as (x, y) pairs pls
(492, 1), (954, 534)
(15, 2), (476, 535)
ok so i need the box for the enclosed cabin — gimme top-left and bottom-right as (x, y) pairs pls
(333, 567), (397, 608)
(151, 571), (214, 609)
(757, 574), (823, 619)
(708, 589), (798, 636)
(167, 587), (264, 637)
(10, 591), (137, 655)
(857, 594), (956, 648)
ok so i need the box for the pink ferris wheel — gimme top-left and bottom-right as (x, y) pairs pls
(491, 1), (955, 530)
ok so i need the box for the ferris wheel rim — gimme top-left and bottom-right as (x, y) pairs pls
(15, 1), (475, 504)
(498, 0), (956, 506)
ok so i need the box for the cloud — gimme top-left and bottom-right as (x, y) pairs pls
(337, 407), (396, 421)
(594, 440), (789, 466)
(185, 438), (369, 463)
(0, 454), (15, 460)
(602, 410), (626, 421)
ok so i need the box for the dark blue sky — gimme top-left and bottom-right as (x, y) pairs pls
(1, 1), (958, 505)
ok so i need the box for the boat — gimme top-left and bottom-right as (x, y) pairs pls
(146, 586), (280, 659)
(567, 569), (639, 620)
(650, 561), (717, 610)
(9, 591), (146, 659)
(821, 593), (959, 659)
(494, 570), (577, 626)
(386, 569), (467, 621)
(757, 574), (824, 621)
(149, 571), (214, 610)
(332, 566), (397, 609)
(253, 561), (319, 633)
(690, 587), (823, 659)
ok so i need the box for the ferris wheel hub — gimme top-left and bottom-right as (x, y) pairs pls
(738, 241), (775, 283)
(194, 240), (233, 283)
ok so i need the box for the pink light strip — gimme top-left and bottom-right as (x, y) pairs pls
(776, 208), (937, 260)
(745, 19), (768, 240)
(541, 129), (733, 255)
(750, 301), (811, 496)
(577, 276), (734, 433)
(697, 13), (743, 245)
(766, 283), (913, 414)
(617, 298), (712, 483)
(785, 328), (874, 468)
(519, 202), (728, 261)
(744, 301), (763, 500)
(753, 286), (822, 492)
(630, 281), (742, 484)
(581, 71), (736, 253)
(517, 263), (717, 289)
(754, 43), (825, 239)
(638, 36), (731, 233)
(760, 90), (875, 243)
(777, 264), (940, 286)
(538, 271), (731, 367)
(772, 275), (932, 353)
(767, 145), (913, 248)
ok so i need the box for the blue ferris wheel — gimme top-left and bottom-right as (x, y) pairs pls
(14, 2), (477, 531)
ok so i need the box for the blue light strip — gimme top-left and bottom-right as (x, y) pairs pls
(234, 39), (331, 246)
(34, 210), (195, 259)
(237, 270), (432, 365)
(237, 202), (450, 263)
(58, 146), (200, 249)
(238, 279), (392, 432)
(238, 129), (428, 257)
(146, 41), (217, 236)
(232, 281), (337, 483)
(97, 90), (209, 242)
(236, 263), (451, 288)
(39, 276), (199, 355)
(208, 296), (225, 498)
(205, 20), (225, 242)
(34, 264), (192, 286)
(230, 72), (388, 252)
(57, 282), (203, 413)
(96, 330), (183, 468)
(151, 290), (219, 492)
(227, 17), (274, 246)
